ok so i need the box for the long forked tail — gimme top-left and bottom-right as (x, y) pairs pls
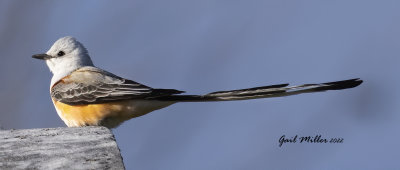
(154, 78), (363, 102)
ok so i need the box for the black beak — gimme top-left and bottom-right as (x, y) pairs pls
(32, 53), (52, 60)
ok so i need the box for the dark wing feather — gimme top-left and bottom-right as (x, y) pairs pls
(51, 75), (183, 105)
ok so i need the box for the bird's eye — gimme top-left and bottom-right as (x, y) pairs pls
(57, 51), (65, 56)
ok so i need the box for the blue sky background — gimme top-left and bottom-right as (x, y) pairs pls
(0, 0), (399, 169)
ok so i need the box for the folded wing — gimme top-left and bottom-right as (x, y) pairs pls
(51, 67), (183, 105)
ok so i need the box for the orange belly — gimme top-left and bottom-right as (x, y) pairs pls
(52, 99), (175, 128)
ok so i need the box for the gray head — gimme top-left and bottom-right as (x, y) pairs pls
(33, 36), (94, 84)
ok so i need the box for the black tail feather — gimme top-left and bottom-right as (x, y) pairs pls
(153, 78), (363, 102)
(313, 78), (363, 91)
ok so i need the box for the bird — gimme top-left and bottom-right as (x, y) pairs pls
(32, 36), (363, 128)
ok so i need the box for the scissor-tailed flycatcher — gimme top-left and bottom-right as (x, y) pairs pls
(33, 36), (362, 128)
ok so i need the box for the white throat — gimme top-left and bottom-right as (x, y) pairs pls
(48, 55), (94, 87)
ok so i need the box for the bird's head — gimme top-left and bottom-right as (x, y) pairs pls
(33, 36), (94, 85)
(33, 36), (94, 75)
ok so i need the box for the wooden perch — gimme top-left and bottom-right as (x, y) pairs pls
(0, 126), (124, 169)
